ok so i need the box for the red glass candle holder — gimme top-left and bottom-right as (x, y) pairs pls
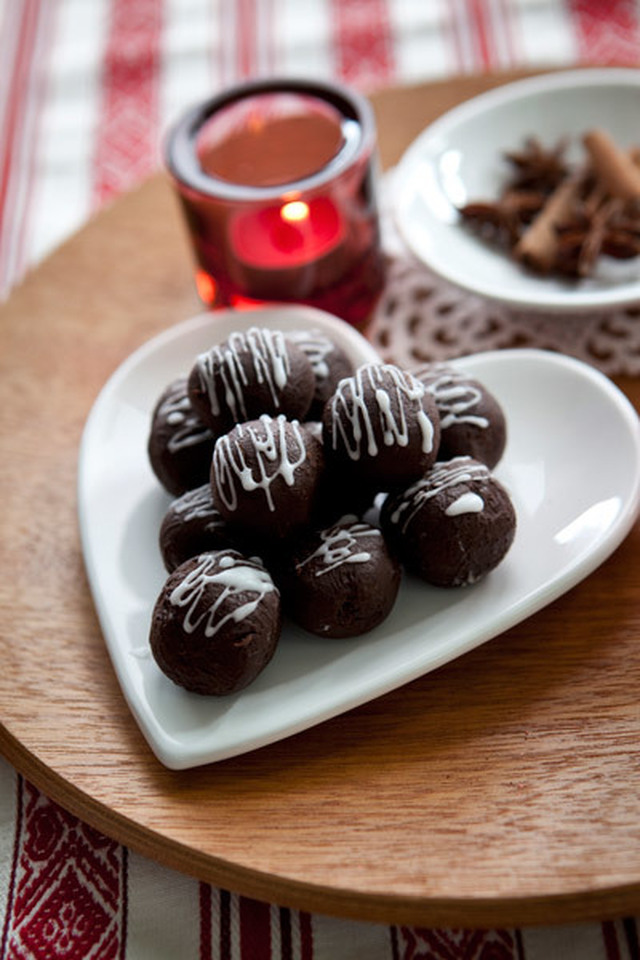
(165, 77), (386, 329)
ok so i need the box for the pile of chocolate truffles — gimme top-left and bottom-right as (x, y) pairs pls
(146, 325), (516, 697)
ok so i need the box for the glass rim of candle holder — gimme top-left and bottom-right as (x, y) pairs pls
(164, 75), (378, 201)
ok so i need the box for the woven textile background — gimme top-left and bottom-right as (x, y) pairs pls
(3, 0), (640, 297)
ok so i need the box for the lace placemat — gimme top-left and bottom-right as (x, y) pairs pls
(369, 179), (640, 377)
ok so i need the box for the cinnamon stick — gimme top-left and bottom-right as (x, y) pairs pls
(583, 128), (640, 201)
(513, 172), (584, 273)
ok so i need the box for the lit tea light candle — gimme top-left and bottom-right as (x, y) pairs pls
(230, 196), (345, 269)
(165, 78), (385, 328)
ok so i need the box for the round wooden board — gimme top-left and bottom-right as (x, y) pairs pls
(2, 71), (640, 929)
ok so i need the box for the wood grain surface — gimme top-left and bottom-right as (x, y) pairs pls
(1, 71), (640, 929)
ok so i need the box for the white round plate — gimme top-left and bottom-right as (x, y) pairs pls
(78, 306), (640, 769)
(393, 68), (640, 312)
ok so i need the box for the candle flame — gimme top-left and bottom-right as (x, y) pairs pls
(280, 200), (309, 223)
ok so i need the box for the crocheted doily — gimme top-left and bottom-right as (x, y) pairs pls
(368, 177), (640, 377)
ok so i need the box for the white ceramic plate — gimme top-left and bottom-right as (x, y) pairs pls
(393, 68), (640, 312)
(78, 306), (640, 769)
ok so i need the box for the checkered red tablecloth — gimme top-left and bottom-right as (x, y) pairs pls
(1, 1), (640, 957)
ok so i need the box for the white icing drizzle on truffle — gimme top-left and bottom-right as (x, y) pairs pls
(169, 552), (276, 638)
(173, 486), (224, 526)
(390, 457), (489, 531)
(195, 327), (291, 422)
(213, 414), (307, 513)
(445, 491), (485, 516)
(420, 365), (489, 430)
(287, 328), (334, 380)
(159, 385), (212, 452)
(328, 363), (435, 461)
(298, 518), (379, 576)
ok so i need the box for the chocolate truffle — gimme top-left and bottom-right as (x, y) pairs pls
(296, 424), (376, 526)
(322, 363), (441, 491)
(286, 328), (354, 420)
(211, 414), (324, 540)
(281, 516), (401, 638)
(159, 484), (239, 572)
(311, 458), (379, 526)
(149, 550), (281, 696)
(412, 363), (507, 469)
(147, 377), (215, 496)
(380, 456), (516, 588)
(187, 326), (315, 433)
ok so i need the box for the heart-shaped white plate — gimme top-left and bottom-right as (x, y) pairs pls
(78, 306), (640, 769)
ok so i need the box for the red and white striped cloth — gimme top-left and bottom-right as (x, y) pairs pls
(1, 754), (639, 959)
(2, 1), (640, 957)
(3, 0), (640, 298)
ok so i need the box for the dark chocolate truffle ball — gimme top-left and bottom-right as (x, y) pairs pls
(149, 550), (281, 696)
(211, 414), (324, 540)
(286, 328), (354, 420)
(187, 326), (315, 433)
(411, 363), (507, 469)
(311, 459), (379, 527)
(380, 456), (516, 588)
(281, 516), (401, 638)
(293, 426), (376, 527)
(159, 484), (240, 572)
(147, 377), (215, 496)
(322, 363), (441, 491)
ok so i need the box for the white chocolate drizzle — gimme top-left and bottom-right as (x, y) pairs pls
(213, 414), (307, 513)
(390, 457), (489, 532)
(173, 486), (224, 526)
(287, 328), (335, 380)
(328, 364), (435, 461)
(298, 518), (380, 577)
(159, 383), (213, 452)
(419, 365), (489, 430)
(169, 552), (276, 638)
(195, 327), (290, 422)
(445, 491), (485, 516)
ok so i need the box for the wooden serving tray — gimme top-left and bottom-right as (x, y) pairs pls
(1, 72), (640, 929)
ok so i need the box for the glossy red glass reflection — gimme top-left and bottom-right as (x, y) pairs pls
(165, 79), (385, 329)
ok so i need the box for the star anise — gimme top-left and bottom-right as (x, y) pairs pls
(459, 189), (545, 247)
(555, 196), (640, 277)
(603, 199), (640, 256)
(503, 136), (569, 193)
(459, 139), (571, 251)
